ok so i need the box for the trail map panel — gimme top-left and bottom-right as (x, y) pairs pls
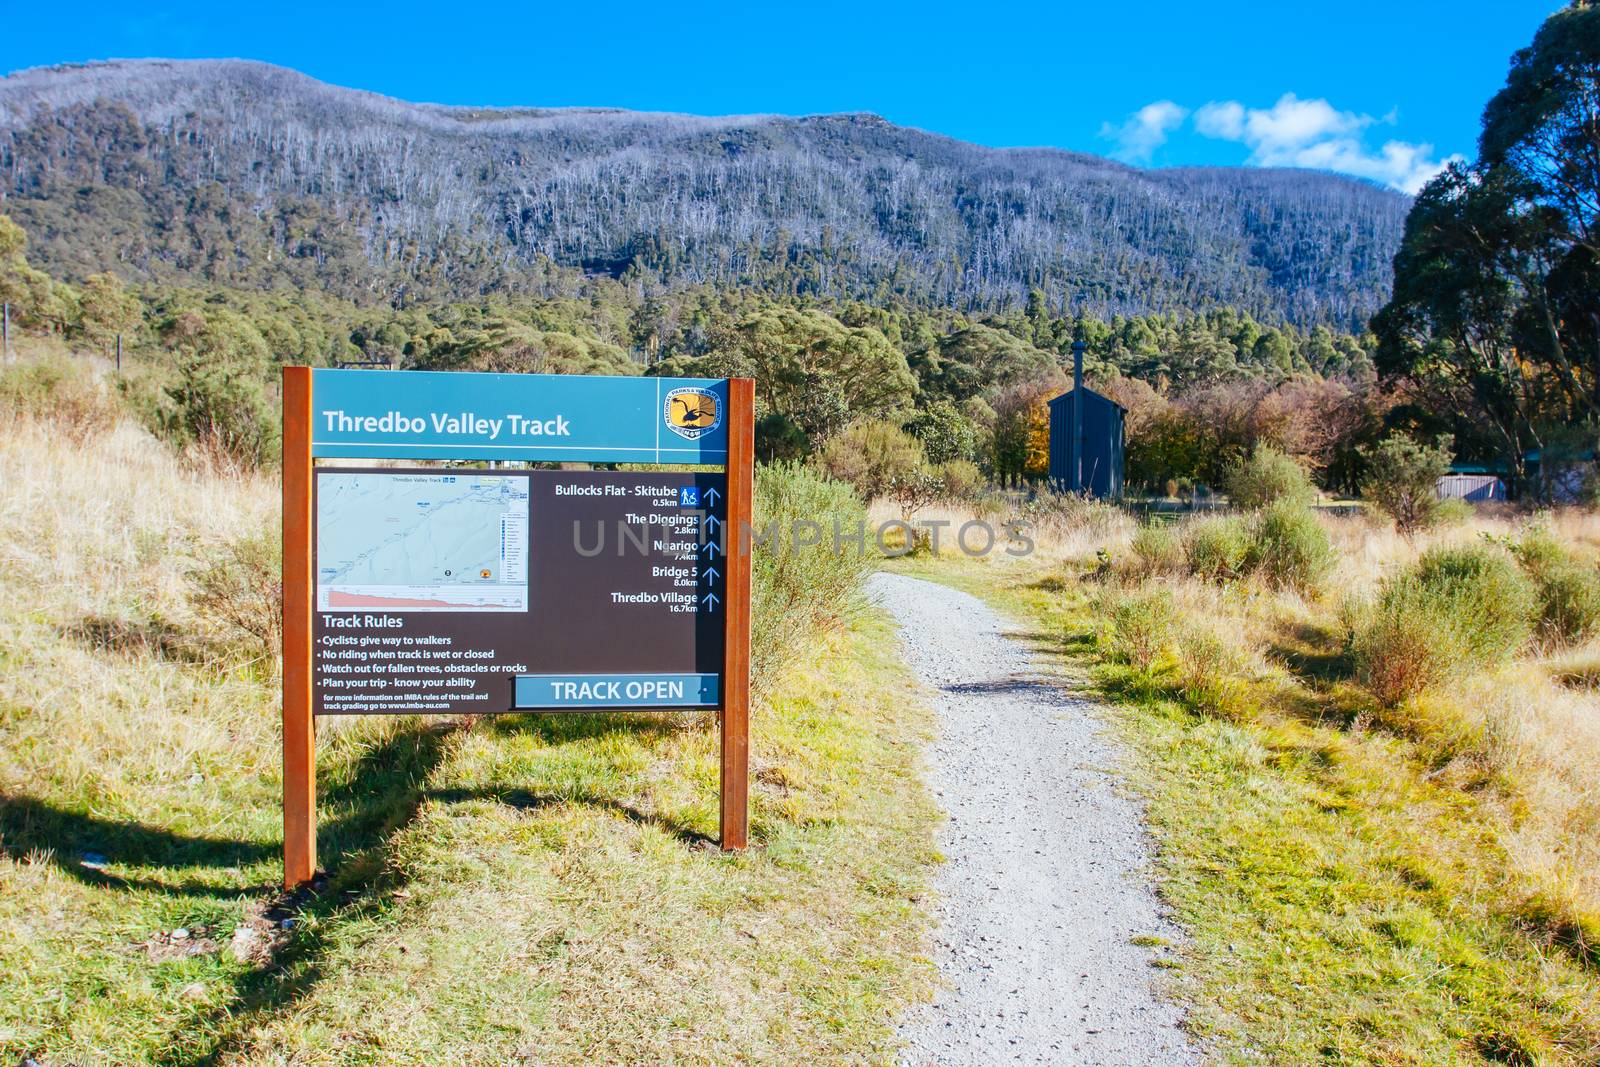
(312, 469), (725, 715)
(316, 471), (528, 612)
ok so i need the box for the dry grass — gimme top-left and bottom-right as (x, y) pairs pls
(0, 351), (941, 1065)
(866, 494), (1135, 562)
(895, 517), (1600, 1063)
(879, 493), (1600, 941)
(1129, 506), (1600, 1043)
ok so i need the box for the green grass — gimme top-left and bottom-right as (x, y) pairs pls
(889, 553), (1600, 1066)
(0, 411), (941, 1066)
(2, 613), (940, 1066)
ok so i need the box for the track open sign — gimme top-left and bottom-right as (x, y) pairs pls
(281, 368), (755, 888)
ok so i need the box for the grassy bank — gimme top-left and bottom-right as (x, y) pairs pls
(892, 507), (1600, 1066)
(0, 351), (940, 1065)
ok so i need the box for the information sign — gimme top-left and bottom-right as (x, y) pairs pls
(281, 368), (754, 887)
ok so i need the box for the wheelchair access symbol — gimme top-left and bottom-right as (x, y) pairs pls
(679, 486), (700, 507)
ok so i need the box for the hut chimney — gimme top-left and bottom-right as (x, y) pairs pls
(1070, 338), (1086, 493)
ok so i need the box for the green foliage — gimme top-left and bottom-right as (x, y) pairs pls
(935, 459), (984, 500)
(813, 420), (927, 500)
(157, 307), (281, 467)
(1374, 3), (1600, 486)
(1247, 501), (1334, 593)
(1360, 434), (1454, 538)
(1225, 445), (1316, 510)
(1355, 545), (1537, 704)
(1514, 527), (1600, 647)
(909, 325), (1057, 405)
(1183, 516), (1252, 582)
(749, 463), (875, 698)
(1130, 523), (1184, 577)
(77, 271), (142, 351)
(905, 399), (981, 464)
(657, 307), (915, 446)
(988, 378), (1057, 486)
(1101, 588), (1175, 674)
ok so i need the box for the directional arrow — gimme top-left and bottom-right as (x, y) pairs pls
(702, 565), (720, 583)
(704, 514), (722, 534)
(701, 539), (720, 558)
(703, 486), (721, 506)
(702, 591), (720, 610)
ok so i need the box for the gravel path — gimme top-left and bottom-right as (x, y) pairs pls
(872, 571), (1199, 1067)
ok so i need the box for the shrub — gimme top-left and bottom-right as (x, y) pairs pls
(1102, 588), (1175, 673)
(1532, 565), (1600, 647)
(1435, 498), (1474, 526)
(1353, 604), (1462, 707)
(1247, 501), (1334, 593)
(936, 459), (984, 500)
(1130, 523), (1184, 577)
(1173, 623), (1241, 713)
(1224, 445), (1316, 510)
(813, 419), (925, 499)
(749, 462), (875, 697)
(1514, 528), (1600, 647)
(1354, 545), (1536, 704)
(886, 469), (945, 523)
(1183, 516), (1251, 582)
(1360, 433), (1454, 539)
(188, 530), (283, 662)
(1408, 546), (1537, 660)
(159, 308), (281, 468)
(0, 352), (121, 441)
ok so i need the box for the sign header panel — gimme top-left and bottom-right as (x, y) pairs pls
(309, 369), (729, 463)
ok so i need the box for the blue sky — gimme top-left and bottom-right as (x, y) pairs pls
(0, 0), (1562, 192)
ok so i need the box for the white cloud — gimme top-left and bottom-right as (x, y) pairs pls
(1191, 93), (1461, 194)
(1099, 100), (1190, 163)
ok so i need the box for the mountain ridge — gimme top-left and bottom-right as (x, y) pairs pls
(0, 59), (1408, 328)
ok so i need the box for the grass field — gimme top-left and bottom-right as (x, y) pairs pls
(892, 509), (1600, 1065)
(0, 353), (941, 1066)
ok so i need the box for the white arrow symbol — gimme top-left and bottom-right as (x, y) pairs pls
(703, 591), (720, 609)
(704, 514), (722, 534)
(701, 539), (720, 558)
(704, 487), (721, 506)
(702, 565), (720, 583)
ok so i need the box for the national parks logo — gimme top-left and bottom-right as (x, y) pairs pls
(663, 386), (722, 441)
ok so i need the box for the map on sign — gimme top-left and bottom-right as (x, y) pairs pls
(316, 472), (528, 612)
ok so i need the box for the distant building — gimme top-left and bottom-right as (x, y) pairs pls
(1047, 341), (1126, 499)
(1435, 473), (1505, 502)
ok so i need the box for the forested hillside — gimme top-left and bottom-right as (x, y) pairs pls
(0, 60), (1406, 328)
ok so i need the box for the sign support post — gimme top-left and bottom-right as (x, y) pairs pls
(282, 367), (317, 888)
(719, 378), (754, 851)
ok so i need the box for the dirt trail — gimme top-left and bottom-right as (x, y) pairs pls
(872, 571), (1199, 1067)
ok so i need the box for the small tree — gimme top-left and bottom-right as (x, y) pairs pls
(1224, 445), (1317, 510)
(1360, 433), (1454, 539)
(906, 399), (981, 464)
(887, 469), (944, 522)
(78, 272), (142, 356)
